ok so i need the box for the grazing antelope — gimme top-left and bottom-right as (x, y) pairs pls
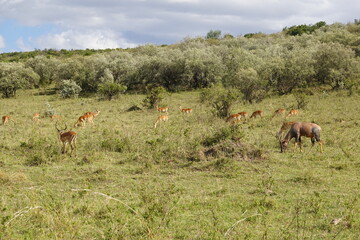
(280, 122), (323, 153)
(237, 111), (248, 120)
(287, 109), (299, 118)
(74, 115), (87, 128)
(156, 105), (169, 114)
(154, 115), (169, 128)
(226, 113), (242, 124)
(250, 110), (263, 119)
(272, 108), (286, 119)
(32, 113), (40, 122)
(49, 114), (62, 121)
(276, 121), (296, 140)
(84, 109), (100, 118)
(2, 116), (10, 125)
(179, 106), (193, 114)
(55, 122), (77, 156)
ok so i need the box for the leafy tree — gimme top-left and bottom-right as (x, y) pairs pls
(206, 30), (222, 39)
(235, 68), (267, 103)
(314, 42), (358, 89)
(0, 63), (39, 98)
(25, 56), (59, 87)
(59, 80), (82, 98)
(200, 83), (241, 118)
(284, 21), (326, 36)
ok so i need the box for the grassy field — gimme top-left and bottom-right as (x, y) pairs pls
(0, 89), (359, 239)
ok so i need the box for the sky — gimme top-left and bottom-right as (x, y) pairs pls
(0, 0), (359, 53)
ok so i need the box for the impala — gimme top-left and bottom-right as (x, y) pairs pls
(154, 115), (169, 128)
(55, 122), (77, 156)
(84, 109), (100, 118)
(272, 108), (286, 119)
(179, 106), (193, 114)
(287, 109), (299, 118)
(226, 113), (242, 123)
(33, 113), (40, 122)
(250, 110), (263, 119)
(156, 105), (169, 114)
(237, 111), (248, 120)
(49, 114), (62, 121)
(2, 115), (10, 125)
(74, 115), (87, 128)
(280, 122), (323, 153)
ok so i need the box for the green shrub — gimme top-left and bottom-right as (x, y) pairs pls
(98, 82), (127, 100)
(142, 86), (167, 109)
(59, 79), (82, 98)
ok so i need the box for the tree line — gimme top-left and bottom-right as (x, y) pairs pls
(0, 21), (360, 102)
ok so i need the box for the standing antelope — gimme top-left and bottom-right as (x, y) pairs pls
(179, 106), (193, 114)
(237, 112), (248, 120)
(250, 110), (263, 119)
(2, 116), (10, 125)
(272, 108), (286, 119)
(33, 113), (40, 122)
(287, 109), (299, 118)
(55, 122), (77, 156)
(156, 105), (169, 114)
(280, 122), (323, 153)
(154, 115), (169, 128)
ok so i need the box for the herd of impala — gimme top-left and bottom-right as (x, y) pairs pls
(1, 106), (323, 157)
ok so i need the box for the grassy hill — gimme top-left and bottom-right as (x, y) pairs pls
(0, 89), (359, 239)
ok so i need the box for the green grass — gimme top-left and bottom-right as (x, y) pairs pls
(0, 89), (360, 239)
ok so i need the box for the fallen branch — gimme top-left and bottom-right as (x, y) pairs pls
(224, 211), (262, 237)
(5, 206), (42, 227)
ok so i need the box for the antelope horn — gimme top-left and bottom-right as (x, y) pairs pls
(63, 122), (68, 131)
(55, 121), (61, 132)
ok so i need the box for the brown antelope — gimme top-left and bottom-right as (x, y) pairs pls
(74, 115), (87, 128)
(55, 122), (77, 156)
(84, 109), (100, 118)
(49, 114), (62, 121)
(156, 105), (169, 114)
(280, 122), (323, 153)
(272, 108), (286, 119)
(32, 113), (40, 122)
(2, 115), (10, 125)
(179, 106), (193, 114)
(237, 111), (248, 120)
(154, 115), (169, 128)
(276, 121), (296, 140)
(250, 110), (263, 119)
(226, 113), (242, 124)
(287, 109), (299, 118)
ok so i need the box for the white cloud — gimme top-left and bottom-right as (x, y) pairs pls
(0, 35), (5, 49)
(16, 37), (32, 51)
(35, 29), (137, 50)
(1, 0), (360, 52)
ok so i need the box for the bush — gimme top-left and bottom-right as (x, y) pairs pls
(59, 79), (82, 98)
(142, 86), (167, 109)
(200, 83), (241, 118)
(98, 82), (127, 101)
(293, 92), (309, 110)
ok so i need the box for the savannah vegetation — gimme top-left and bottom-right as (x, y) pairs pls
(1, 20), (360, 239)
